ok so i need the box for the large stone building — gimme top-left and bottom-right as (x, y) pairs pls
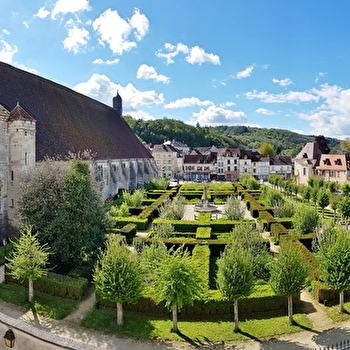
(0, 62), (158, 239)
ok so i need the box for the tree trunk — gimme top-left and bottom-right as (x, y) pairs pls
(116, 302), (123, 326)
(339, 290), (344, 313)
(287, 295), (293, 325)
(233, 299), (239, 332)
(28, 279), (34, 303)
(172, 305), (178, 332)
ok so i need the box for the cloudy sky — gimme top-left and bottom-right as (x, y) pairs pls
(2, 0), (350, 139)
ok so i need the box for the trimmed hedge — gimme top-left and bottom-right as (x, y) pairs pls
(196, 227), (212, 239)
(7, 272), (89, 300)
(192, 244), (210, 288)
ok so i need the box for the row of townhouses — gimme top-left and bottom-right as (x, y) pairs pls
(152, 140), (350, 185)
(152, 141), (293, 182)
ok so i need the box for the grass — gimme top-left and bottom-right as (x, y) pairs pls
(0, 282), (78, 319)
(324, 299), (350, 323)
(81, 307), (312, 344)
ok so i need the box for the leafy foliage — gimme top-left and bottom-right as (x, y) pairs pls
(292, 203), (319, 234)
(19, 159), (106, 274)
(124, 115), (340, 154)
(7, 226), (49, 302)
(94, 235), (144, 325)
(224, 195), (245, 220)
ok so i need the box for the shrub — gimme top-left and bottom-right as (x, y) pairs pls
(293, 203), (319, 235)
(224, 195), (245, 220)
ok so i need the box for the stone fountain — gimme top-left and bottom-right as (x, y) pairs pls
(194, 185), (218, 213)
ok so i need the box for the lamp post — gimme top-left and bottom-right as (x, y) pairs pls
(4, 329), (15, 348)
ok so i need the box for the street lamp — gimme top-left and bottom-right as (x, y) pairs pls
(4, 329), (15, 348)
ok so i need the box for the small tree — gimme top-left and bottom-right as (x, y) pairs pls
(341, 183), (350, 197)
(317, 190), (330, 218)
(152, 246), (203, 332)
(224, 195), (245, 220)
(7, 226), (49, 303)
(93, 235), (144, 326)
(292, 203), (319, 234)
(317, 228), (350, 313)
(269, 243), (308, 325)
(302, 186), (311, 203)
(338, 198), (350, 230)
(217, 246), (255, 331)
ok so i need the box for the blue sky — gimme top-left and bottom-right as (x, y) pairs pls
(2, 1), (350, 139)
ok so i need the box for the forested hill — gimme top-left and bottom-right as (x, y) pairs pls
(124, 116), (340, 156)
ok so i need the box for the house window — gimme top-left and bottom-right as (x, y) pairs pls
(227, 166), (230, 171)
(11, 171), (14, 181)
(227, 160), (230, 165)
(303, 168), (306, 176)
(25, 152), (28, 165)
(234, 159), (237, 164)
(234, 166), (237, 171)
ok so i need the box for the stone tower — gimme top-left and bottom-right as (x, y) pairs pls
(6, 103), (36, 232)
(112, 91), (122, 117)
(0, 105), (10, 240)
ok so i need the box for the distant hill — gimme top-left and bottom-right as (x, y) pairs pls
(124, 116), (340, 156)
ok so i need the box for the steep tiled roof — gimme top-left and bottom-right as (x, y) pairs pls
(8, 104), (36, 122)
(0, 62), (152, 161)
(270, 155), (292, 166)
(316, 154), (349, 171)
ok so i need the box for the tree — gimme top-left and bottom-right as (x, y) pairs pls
(317, 190), (330, 218)
(7, 226), (49, 303)
(19, 159), (106, 274)
(339, 137), (350, 153)
(217, 246), (255, 331)
(258, 142), (276, 157)
(230, 224), (272, 282)
(341, 183), (350, 197)
(269, 243), (308, 325)
(152, 246), (203, 332)
(93, 235), (144, 326)
(302, 186), (311, 203)
(224, 195), (245, 220)
(330, 195), (340, 223)
(292, 203), (319, 235)
(317, 228), (350, 313)
(338, 198), (350, 230)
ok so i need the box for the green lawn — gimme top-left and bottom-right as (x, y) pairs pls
(0, 283), (78, 319)
(82, 307), (312, 344)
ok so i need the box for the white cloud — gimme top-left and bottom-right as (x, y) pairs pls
(221, 102), (235, 107)
(236, 66), (254, 79)
(63, 25), (89, 53)
(92, 8), (149, 55)
(2, 29), (10, 35)
(186, 46), (220, 65)
(74, 73), (163, 119)
(164, 97), (213, 109)
(156, 43), (189, 65)
(35, 7), (50, 18)
(156, 42), (220, 65)
(245, 90), (319, 103)
(51, 0), (90, 19)
(92, 58), (120, 65)
(272, 78), (293, 87)
(23, 21), (29, 28)
(256, 108), (274, 115)
(299, 84), (350, 137)
(190, 106), (247, 126)
(129, 8), (149, 41)
(0, 40), (17, 63)
(136, 64), (169, 84)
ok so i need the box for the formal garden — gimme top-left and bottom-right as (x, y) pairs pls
(2, 161), (350, 345)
